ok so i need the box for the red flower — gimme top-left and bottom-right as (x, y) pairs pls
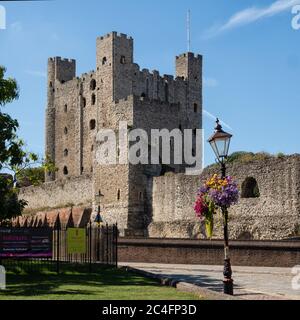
(194, 194), (208, 218)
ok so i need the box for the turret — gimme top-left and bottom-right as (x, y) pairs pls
(176, 52), (202, 127)
(96, 32), (134, 101)
(45, 57), (76, 181)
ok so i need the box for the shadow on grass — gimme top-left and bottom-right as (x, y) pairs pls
(0, 264), (161, 298)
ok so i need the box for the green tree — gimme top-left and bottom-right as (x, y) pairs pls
(0, 66), (58, 221)
(0, 66), (57, 222)
(0, 66), (29, 220)
(16, 166), (45, 187)
(13, 154), (57, 187)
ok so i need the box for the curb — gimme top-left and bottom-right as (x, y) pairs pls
(120, 265), (240, 300)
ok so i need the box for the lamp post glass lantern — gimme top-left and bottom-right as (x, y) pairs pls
(208, 118), (234, 295)
(208, 118), (232, 164)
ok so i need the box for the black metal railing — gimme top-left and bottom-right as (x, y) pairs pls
(0, 221), (118, 274)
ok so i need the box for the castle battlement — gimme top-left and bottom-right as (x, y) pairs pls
(48, 56), (76, 63)
(80, 71), (96, 81)
(176, 52), (201, 60)
(97, 31), (133, 41)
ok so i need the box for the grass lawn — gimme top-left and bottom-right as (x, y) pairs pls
(0, 263), (202, 300)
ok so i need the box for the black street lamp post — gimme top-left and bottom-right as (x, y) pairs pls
(208, 118), (234, 295)
(94, 191), (104, 261)
(95, 190), (104, 224)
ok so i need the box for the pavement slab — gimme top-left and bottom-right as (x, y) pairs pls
(120, 263), (300, 300)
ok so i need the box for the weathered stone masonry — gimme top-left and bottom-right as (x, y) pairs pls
(149, 155), (300, 240)
(20, 31), (300, 240)
(34, 31), (202, 236)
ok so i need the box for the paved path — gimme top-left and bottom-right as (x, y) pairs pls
(120, 263), (300, 300)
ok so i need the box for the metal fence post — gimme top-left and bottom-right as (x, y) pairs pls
(89, 220), (92, 273)
(115, 223), (118, 268)
(96, 223), (100, 262)
(106, 223), (109, 265)
(54, 214), (61, 274)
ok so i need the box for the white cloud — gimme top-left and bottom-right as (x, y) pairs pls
(25, 70), (46, 78)
(203, 109), (233, 131)
(203, 77), (218, 88)
(205, 0), (299, 38)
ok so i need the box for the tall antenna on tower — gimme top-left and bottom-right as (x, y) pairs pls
(187, 9), (191, 52)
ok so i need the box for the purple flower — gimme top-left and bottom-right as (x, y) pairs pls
(198, 185), (209, 194)
(208, 182), (239, 207)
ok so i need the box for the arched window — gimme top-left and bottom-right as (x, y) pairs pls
(91, 145), (94, 152)
(64, 127), (68, 135)
(91, 94), (96, 105)
(102, 57), (107, 65)
(90, 79), (96, 90)
(63, 149), (68, 157)
(64, 104), (68, 113)
(241, 177), (260, 198)
(49, 81), (53, 88)
(141, 92), (146, 98)
(237, 231), (253, 240)
(120, 55), (126, 64)
(193, 103), (198, 113)
(89, 119), (96, 130)
(117, 189), (120, 201)
(63, 166), (68, 175)
(164, 81), (169, 102)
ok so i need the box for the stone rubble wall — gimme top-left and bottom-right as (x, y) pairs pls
(19, 175), (93, 212)
(148, 155), (300, 240)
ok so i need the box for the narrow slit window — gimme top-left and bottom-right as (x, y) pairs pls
(90, 119), (96, 130)
(91, 94), (96, 105)
(63, 166), (68, 175)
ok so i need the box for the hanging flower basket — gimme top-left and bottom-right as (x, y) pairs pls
(194, 174), (239, 239)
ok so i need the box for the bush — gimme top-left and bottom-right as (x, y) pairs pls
(16, 166), (45, 187)
(276, 152), (285, 159)
(206, 151), (287, 168)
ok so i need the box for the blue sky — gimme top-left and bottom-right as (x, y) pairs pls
(0, 0), (299, 165)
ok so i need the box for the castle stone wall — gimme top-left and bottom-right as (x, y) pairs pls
(149, 155), (300, 240)
(19, 175), (93, 211)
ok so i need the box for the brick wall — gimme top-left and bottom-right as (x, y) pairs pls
(118, 238), (300, 267)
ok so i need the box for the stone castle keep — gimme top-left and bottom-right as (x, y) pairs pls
(19, 32), (300, 240)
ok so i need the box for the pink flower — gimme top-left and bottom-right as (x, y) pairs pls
(194, 194), (208, 218)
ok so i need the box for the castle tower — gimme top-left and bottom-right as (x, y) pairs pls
(45, 57), (76, 181)
(96, 32), (134, 102)
(42, 32), (203, 236)
(176, 52), (202, 128)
